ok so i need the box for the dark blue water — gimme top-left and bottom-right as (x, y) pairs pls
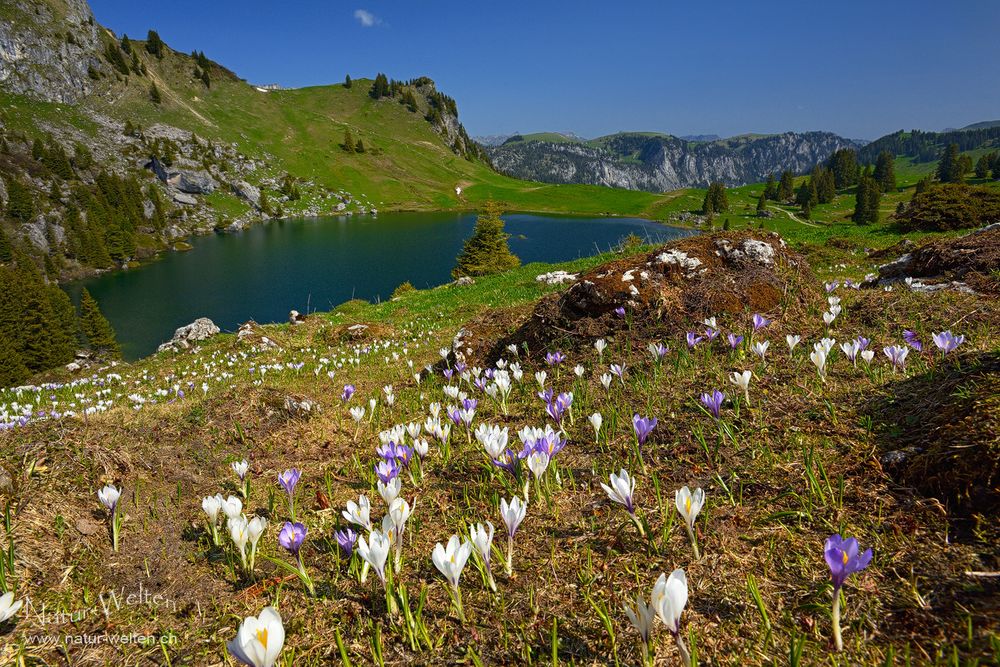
(66, 212), (691, 359)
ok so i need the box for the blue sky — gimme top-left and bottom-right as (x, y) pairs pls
(88, 0), (1000, 140)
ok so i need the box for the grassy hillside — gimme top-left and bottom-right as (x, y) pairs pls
(0, 231), (997, 664)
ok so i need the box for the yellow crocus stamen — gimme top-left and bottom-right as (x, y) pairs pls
(842, 551), (849, 565)
(256, 628), (268, 648)
(685, 497), (691, 514)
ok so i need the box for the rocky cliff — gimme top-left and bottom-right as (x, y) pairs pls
(0, 0), (105, 103)
(488, 131), (866, 191)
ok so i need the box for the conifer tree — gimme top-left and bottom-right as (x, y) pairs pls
(936, 143), (963, 183)
(701, 182), (728, 214)
(342, 129), (356, 153)
(0, 333), (29, 387)
(827, 148), (860, 189)
(46, 285), (78, 365)
(873, 151), (896, 192)
(756, 193), (766, 213)
(146, 30), (165, 58)
(369, 73), (390, 99)
(777, 170), (794, 201)
(4, 177), (35, 222)
(763, 173), (778, 200)
(452, 201), (520, 278)
(79, 288), (121, 358)
(344, 74), (352, 88)
(975, 154), (992, 179)
(150, 82), (162, 104)
(852, 174), (881, 225)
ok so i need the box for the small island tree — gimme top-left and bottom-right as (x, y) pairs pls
(79, 288), (121, 358)
(452, 200), (520, 278)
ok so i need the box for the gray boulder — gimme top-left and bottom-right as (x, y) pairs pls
(22, 215), (49, 253)
(233, 181), (261, 206)
(172, 191), (198, 206)
(157, 317), (221, 353)
(172, 170), (217, 195)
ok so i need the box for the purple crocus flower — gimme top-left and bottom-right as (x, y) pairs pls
(462, 398), (478, 411)
(454, 362), (468, 374)
(447, 405), (462, 426)
(727, 333), (744, 349)
(537, 388), (555, 404)
(545, 351), (566, 366)
(474, 377), (488, 392)
(534, 431), (567, 457)
(902, 330), (923, 352)
(278, 521), (307, 556)
(856, 336), (870, 351)
(335, 528), (358, 556)
(932, 330), (964, 354)
(700, 390), (725, 419)
(610, 364), (626, 379)
(632, 414), (657, 446)
(278, 468), (301, 496)
(825, 281), (840, 293)
(443, 368), (454, 381)
(374, 459), (400, 484)
(752, 313), (771, 331)
(824, 534), (872, 591)
(614, 306), (626, 318)
(884, 345), (909, 370)
(492, 449), (520, 476)
(545, 393), (573, 424)
(650, 342), (669, 360)
(686, 332), (704, 348)
(704, 327), (720, 342)
(341, 385), (355, 402)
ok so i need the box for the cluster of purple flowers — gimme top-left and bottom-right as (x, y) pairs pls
(491, 428), (566, 477)
(538, 389), (573, 425)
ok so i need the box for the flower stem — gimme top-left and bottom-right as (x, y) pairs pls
(675, 633), (692, 667)
(832, 587), (843, 651)
(505, 535), (514, 576)
(686, 524), (701, 560)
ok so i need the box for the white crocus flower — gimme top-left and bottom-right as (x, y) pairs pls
(728, 370), (752, 404)
(623, 592), (655, 656)
(534, 371), (547, 389)
(221, 495), (243, 520)
(527, 450), (550, 479)
(0, 592), (23, 624)
(652, 568), (691, 664)
(500, 496), (526, 576)
(388, 497), (412, 571)
(97, 485), (121, 512)
(232, 459), (249, 480)
(810, 347), (828, 381)
(600, 374), (613, 391)
(378, 478), (401, 507)
(588, 412), (603, 442)
(432, 535), (473, 620)
(227, 606), (285, 667)
(594, 338), (607, 358)
(786, 334), (801, 356)
(675, 486), (704, 559)
(751, 340), (769, 361)
(228, 515), (250, 566)
(357, 529), (391, 583)
(469, 522), (497, 591)
(342, 494), (373, 531)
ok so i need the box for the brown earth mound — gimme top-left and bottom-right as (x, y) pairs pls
(481, 231), (814, 361)
(876, 225), (1000, 294)
(873, 352), (1000, 515)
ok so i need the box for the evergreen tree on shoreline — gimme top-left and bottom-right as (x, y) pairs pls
(452, 201), (520, 278)
(79, 288), (121, 358)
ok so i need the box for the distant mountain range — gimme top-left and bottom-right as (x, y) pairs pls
(483, 131), (867, 191)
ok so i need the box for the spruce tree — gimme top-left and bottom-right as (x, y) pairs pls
(5, 177), (35, 222)
(344, 74), (352, 88)
(79, 288), (121, 358)
(936, 143), (962, 183)
(873, 151), (896, 192)
(763, 173), (778, 200)
(452, 201), (520, 278)
(975, 154), (992, 179)
(0, 333), (29, 387)
(756, 193), (766, 213)
(778, 170), (794, 201)
(343, 129), (356, 153)
(701, 182), (728, 214)
(827, 149), (860, 189)
(46, 285), (78, 365)
(146, 30), (165, 58)
(852, 175), (881, 225)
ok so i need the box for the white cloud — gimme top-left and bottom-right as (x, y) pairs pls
(353, 9), (380, 27)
